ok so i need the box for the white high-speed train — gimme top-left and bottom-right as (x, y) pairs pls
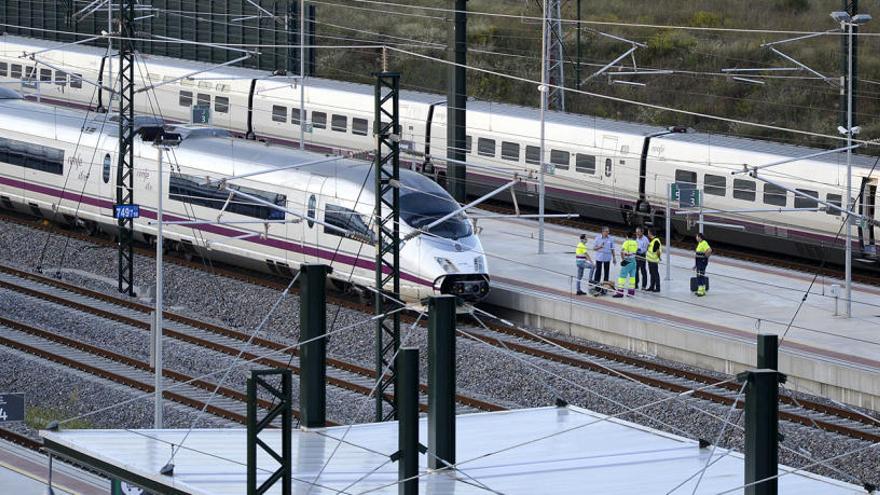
(0, 87), (490, 301)
(1, 34), (877, 265)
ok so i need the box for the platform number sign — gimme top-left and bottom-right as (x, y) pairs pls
(114, 204), (141, 220)
(670, 183), (702, 208)
(0, 393), (24, 422)
(192, 104), (210, 125)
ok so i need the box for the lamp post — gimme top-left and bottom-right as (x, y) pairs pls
(538, 0), (548, 254)
(831, 10), (871, 318)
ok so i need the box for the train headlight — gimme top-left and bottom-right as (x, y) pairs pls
(473, 256), (485, 273)
(435, 257), (458, 274)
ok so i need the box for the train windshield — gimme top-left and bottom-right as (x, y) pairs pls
(397, 174), (472, 240)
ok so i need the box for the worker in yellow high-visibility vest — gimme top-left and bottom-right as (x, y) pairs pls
(694, 233), (713, 297)
(575, 234), (594, 295)
(646, 229), (662, 292)
(614, 231), (639, 298)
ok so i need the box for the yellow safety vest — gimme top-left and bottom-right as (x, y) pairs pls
(621, 239), (638, 259)
(576, 241), (588, 260)
(696, 240), (711, 258)
(646, 238), (662, 263)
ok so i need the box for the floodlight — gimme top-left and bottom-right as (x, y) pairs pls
(831, 11), (852, 23)
(852, 14), (872, 25)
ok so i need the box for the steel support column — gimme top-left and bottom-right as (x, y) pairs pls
(841, 0), (859, 131)
(739, 367), (784, 495)
(247, 369), (292, 495)
(374, 72), (402, 422)
(116, 0), (136, 296)
(757, 334), (778, 371)
(427, 295), (456, 470)
(299, 264), (331, 428)
(397, 347), (419, 495)
(545, 0), (566, 111)
(446, 0), (467, 203)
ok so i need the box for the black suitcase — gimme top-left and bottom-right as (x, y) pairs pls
(690, 276), (709, 292)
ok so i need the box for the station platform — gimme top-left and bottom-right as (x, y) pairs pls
(0, 438), (107, 495)
(476, 215), (880, 411)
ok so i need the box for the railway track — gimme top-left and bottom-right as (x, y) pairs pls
(1, 211), (878, 445)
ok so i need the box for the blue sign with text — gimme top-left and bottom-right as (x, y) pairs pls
(114, 204), (141, 219)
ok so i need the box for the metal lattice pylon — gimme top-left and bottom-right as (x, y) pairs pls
(545, 0), (565, 111)
(373, 72), (401, 422)
(116, 0), (136, 296)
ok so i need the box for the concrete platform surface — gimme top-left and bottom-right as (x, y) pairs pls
(0, 437), (107, 495)
(476, 214), (880, 409)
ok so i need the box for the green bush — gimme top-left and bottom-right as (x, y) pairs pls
(691, 11), (723, 28)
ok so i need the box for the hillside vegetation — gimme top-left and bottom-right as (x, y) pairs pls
(315, 0), (880, 150)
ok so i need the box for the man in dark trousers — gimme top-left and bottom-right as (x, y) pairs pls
(694, 233), (712, 297)
(646, 229), (662, 292)
(634, 227), (649, 290)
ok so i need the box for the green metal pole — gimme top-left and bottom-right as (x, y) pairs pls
(757, 334), (778, 371)
(246, 375), (256, 495)
(446, 0), (467, 202)
(742, 369), (780, 495)
(281, 371), (292, 495)
(427, 295), (456, 470)
(397, 347), (419, 495)
(576, 0), (581, 89)
(299, 264), (331, 428)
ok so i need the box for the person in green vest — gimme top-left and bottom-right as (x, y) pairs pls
(646, 229), (662, 292)
(694, 233), (713, 297)
(575, 234), (594, 295)
(614, 231), (639, 298)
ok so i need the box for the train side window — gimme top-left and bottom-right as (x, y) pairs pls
(550, 150), (570, 170)
(70, 73), (83, 89)
(704, 174), (726, 196)
(352, 118), (368, 136)
(331, 114), (348, 132)
(501, 141), (520, 161)
(291, 108), (307, 126)
(733, 179), (756, 201)
(0, 136), (64, 175)
(40, 68), (52, 82)
(0, 62), (6, 77)
(826, 194), (842, 215)
(675, 170), (697, 187)
(465, 135), (472, 154)
(312, 112), (327, 129)
(477, 138), (496, 157)
(55, 70), (67, 86)
(307, 195), (316, 228)
(605, 158), (613, 177)
(179, 90), (193, 107)
(324, 204), (372, 243)
(214, 96), (229, 113)
(102, 154), (111, 184)
(169, 173), (286, 220)
(575, 154), (595, 174)
(794, 189), (818, 209)
(525, 146), (540, 165)
(10, 64), (22, 79)
(272, 105), (287, 123)
(763, 183), (787, 206)
(196, 93), (211, 107)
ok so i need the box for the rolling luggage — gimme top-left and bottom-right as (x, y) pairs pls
(690, 276), (709, 293)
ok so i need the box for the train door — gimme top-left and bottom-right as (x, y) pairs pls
(858, 178), (877, 257)
(601, 135), (618, 196)
(302, 176), (325, 263)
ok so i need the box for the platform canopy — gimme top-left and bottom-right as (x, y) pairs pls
(41, 406), (863, 494)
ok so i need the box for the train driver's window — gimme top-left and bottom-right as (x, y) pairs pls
(331, 114), (348, 132)
(763, 183), (787, 206)
(478, 138), (496, 157)
(604, 158), (613, 177)
(733, 179), (756, 201)
(794, 189), (818, 209)
(525, 146), (540, 165)
(550, 150), (570, 170)
(324, 204), (373, 243)
(826, 194), (842, 215)
(352, 118), (368, 136)
(576, 154), (595, 174)
(272, 105), (287, 123)
(307, 195), (316, 228)
(501, 141), (520, 161)
(179, 91), (193, 107)
(312, 112), (327, 129)
(704, 174), (726, 196)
